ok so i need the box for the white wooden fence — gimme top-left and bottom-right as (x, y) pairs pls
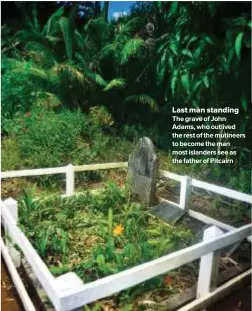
(1, 162), (252, 311)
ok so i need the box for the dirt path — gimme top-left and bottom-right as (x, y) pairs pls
(1, 260), (24, 311)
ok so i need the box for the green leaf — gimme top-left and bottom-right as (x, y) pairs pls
(235, 32), (244, 60)
(124, 95), (158, 111)
(121, 38), (144, 64)
(203, 75), (209, 88)
(171, 74), (178, 97)
(181, 72), (190, 94)
(170, 43), (178, 56)
(227, 48), (234, 67)
(248, 21), (252, 28)
(168, 2), (178, 18)
(85, 72), (107, 87)
(104, 78), (126, 91)
(96, 254), (105, 266)
(32, 2), (40, 32)
(168, 56), (174, 69)
(92, 304), (102, 311)
(42, 6), (64, 36)
(192, 80), (202, 93)
(120, 304), (133, 311)
(108, 208), (113, 233)
(204, 35), (215, 46)
(241, 94), (247, 111)
(181, 49), (193, 58)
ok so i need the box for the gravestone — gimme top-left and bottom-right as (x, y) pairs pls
(127, 137), (158, 207)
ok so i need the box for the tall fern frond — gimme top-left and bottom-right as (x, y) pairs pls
(124, 94), (158, 111)
(104, 78), (126, 91)
(121, 38), (144, 64)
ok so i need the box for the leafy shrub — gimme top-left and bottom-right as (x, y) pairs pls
(6, 108), (111, 169)
(1, 66), (38, 133)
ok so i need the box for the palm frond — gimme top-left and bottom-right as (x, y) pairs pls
(13, 64), (48, 81)
(104, 78), (126, 91)
(124, 94), (158, 111)
(59, 17), (72, 61)
(15, 30), (49, 47)
(117, 17), (141, 39)
(52, 63), (87, 84)
(121, 38), (144, 64)
(98, 43), (120, 60)
(59, 6), (77, 62)
(85, 71), (107, 87)
(25, 41), (57, 67)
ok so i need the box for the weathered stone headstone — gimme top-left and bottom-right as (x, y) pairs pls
(127, 137), (158, 207)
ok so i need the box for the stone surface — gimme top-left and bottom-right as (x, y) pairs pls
(149, 202), (186, 224)
(127, 137), (158, 207)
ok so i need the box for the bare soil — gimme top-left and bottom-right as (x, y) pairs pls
(1, 260), (24, 311)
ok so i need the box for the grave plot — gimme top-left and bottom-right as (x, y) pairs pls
(18, 185), (196, 310)
(1, 138), (251, 311)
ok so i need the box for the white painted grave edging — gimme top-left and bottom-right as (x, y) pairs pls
(1, 198), (251, 311)
(1, 201), (61, 310)
(1, 237), (36, 311)
(3, 198), (21, 268)
(57, 224), (251, 310)
(1, 163), (252, 310)
(197, 226), (224, 299)
(178, 268), (252, 311)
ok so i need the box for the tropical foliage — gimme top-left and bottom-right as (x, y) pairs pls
(1, 1), (251, 191)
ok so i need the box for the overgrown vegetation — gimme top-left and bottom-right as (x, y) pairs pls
(2, 1), (251, 193)
(19, 184), (194, 309)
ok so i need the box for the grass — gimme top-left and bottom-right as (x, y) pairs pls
(18, 183), (195, 310)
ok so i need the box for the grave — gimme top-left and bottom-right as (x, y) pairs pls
(128, 137), (187, 223)
(127, 137), (158, 207)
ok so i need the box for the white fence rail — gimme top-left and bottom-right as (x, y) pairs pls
(1, 237), (36, 311)
(2, 199), (251, 311)
(1, 162), (128, 196)
(1, 163), (252, 311)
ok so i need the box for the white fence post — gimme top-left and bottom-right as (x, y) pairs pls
(3, 198), (21, 268)
(180, 176), (192, 211)
(66, 164), (74, 196)
(197, 225), (224, 301)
